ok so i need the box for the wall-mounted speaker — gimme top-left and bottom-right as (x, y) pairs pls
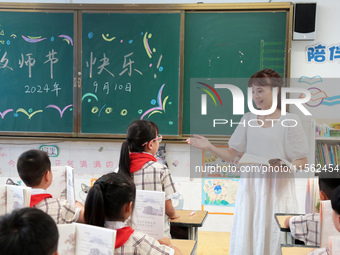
(293, 3), (317, 41)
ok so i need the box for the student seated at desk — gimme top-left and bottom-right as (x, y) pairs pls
(17, 149), (85, 224)
(0, 207), (59, 255)
(84, 172), (182, 255)
(284, 168), (340, 246)
(308, 185), (340, 255)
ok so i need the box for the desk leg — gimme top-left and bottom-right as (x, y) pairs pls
(194, 227), (198, 241)
(188, 227), (193, 240)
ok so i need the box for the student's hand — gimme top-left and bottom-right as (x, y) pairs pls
(158, 237), (171, 246)
(186, 135), (212, 150)
(158, 237), (183, 255)
(284, 216), (292, 228)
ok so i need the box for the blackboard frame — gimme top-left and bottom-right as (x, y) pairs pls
(0, 3), (293, 140)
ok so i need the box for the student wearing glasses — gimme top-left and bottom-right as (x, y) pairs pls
(119, 120), (179, 238)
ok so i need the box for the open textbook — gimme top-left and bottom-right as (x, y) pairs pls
(320, 200), (340, 248)
(58, 223), (116, 255)
(305, 177), (320, 213)
(46, 166), (75, 204)
(0, 185), (31, 216)
(238, 153), (297, 171)
(131, 190), (165, 240)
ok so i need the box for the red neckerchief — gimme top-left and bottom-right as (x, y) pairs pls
(129, 152), (156, 173)
(30, 193), (52, 207)
(115, 226), (134, 248)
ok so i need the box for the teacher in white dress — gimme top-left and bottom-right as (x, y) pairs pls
(188, 69), (309, 255)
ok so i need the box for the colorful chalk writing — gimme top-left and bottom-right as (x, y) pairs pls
(81, 13), (180, 135)
(0, 11), (74, 133)
(0, 11), (180, 136)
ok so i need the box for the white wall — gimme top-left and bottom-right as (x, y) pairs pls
(1, 0), (340, 232)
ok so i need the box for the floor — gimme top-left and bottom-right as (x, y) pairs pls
(196, 231), (230, 255)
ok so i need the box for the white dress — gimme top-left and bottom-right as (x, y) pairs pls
(228, 112), (309, 255)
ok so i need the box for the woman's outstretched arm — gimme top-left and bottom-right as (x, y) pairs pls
(187, 134), (240, 163)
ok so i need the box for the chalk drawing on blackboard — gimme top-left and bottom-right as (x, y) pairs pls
(0, 52), (13, 70)
(10, 34), (16, 39)
(153, 54), (163, 79)
(91, 104), (112, 117)
(0, 109), (13, 119)
(119, 52), (142, 76)
(140, 84), (169, 120)
(16, 108), (43, 119)
(82, 93), (98, 102)
(121, 109), (128, 116)
(58, 35), (73, 46)
(298, 75), (323, 85)
(88, 32), (94, 39)
(143, 32), (156, 58)
(22, 35), (47, 43)
(101, 34), (115, 42)
(45, 104), (73, 118)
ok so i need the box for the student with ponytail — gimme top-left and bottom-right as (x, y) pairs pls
(118, 120), (179, 238)
(84, 172), (182, 255)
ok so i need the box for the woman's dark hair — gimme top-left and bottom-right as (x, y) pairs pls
(118, 120), (159, 177)
(248, 69), (283, 110)
(84, 172), (136, 227)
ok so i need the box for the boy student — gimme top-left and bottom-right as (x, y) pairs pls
(308, 185), (340, 255)
(17, 149), (85, 224)
(0, 207), (59, 255)
(284, 167), (340, 246)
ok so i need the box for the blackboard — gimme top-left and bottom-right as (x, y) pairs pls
(0, 11), (74, 133)
(0, 4), (292, 138)
(81, 13), (181, 135)
(183, 11), (288, 135)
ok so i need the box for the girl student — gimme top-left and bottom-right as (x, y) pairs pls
(118, 120), (179, 238)
(188, 69), (309, 255)
(84, 172), (182, 255)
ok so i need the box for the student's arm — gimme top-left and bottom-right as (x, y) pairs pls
(165, 199), (179, 220)
(187, 135), (240, 163)
(284, 216), (293, 228)
(75, 201), (85, 223)
(158, 237), (182, 255)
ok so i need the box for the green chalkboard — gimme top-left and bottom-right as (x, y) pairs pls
(183, 11), (288, 135)
(81, 13), (181, 135)
(0, 11), (74, 133)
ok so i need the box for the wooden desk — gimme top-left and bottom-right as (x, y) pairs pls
(172, 239), (197, 255)
(281, 244), (319, 255)
(275, 213), (301, 244)
(170, 210), (208, 240)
